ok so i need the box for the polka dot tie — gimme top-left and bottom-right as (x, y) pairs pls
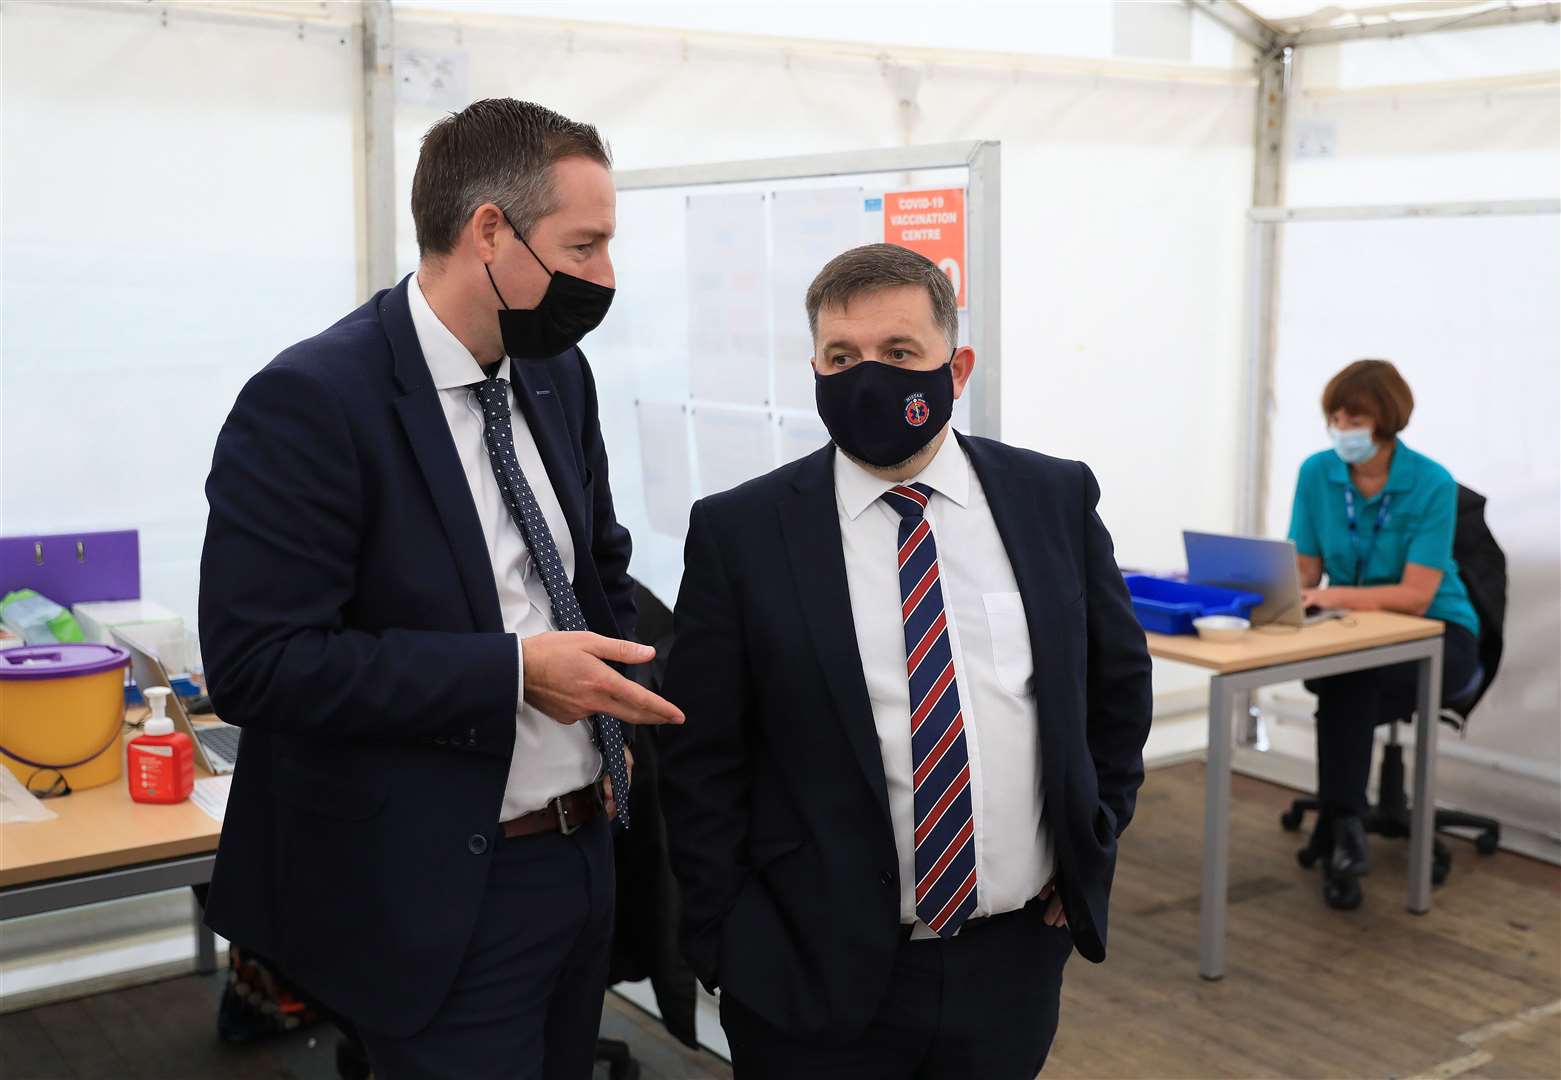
(472, 377), (631, 828)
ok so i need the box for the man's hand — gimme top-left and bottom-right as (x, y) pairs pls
(522, 631), (684, 727)
(604, 746), (634, 820)
(1039, 877), (1068, 928)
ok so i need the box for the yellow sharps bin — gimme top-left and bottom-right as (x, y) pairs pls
(0, 643), (130, 793)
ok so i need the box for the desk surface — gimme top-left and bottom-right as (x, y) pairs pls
(1, 716), (222, 890)
(1145, 610), (1443, 675)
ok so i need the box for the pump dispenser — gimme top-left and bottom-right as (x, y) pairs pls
(128, 686), (194, 803)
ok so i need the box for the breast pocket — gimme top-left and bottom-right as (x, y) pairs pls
(983, 591), (1034, 696)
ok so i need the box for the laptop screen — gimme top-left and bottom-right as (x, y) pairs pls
(1183, 531), (1303, 627)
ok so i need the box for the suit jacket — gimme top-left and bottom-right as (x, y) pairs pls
(198, 275), (635, 1037)
(657, 434), (1152, 1041)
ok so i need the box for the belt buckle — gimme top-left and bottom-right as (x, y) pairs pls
(552, 794), (581, 836)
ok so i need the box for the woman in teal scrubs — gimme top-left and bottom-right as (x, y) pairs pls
(1287, 359), (1481, 907)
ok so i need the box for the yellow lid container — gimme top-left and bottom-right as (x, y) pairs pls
(0, 643), (130, 794)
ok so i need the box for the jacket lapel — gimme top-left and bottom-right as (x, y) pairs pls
(381, 277), (504, 634)
(510, 357), (624, 637)
(508, 359), (590, 555)
(779, 446), (893, 826)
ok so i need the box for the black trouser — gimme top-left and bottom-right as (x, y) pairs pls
(1307, 623), (1479, 818)
(356, 814), (615, 1080)
(719, 898), (1073, 1080)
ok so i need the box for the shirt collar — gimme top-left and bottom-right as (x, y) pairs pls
(1323, 437), (1413, 495)
(407, 271), (511, 390)
(1383, 439), (1415, 493)
(834, 430), (971, 521)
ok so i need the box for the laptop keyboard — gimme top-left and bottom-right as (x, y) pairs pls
(198, 725), (242, 767)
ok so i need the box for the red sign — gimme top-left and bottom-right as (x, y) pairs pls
(883, 188), (967, 308)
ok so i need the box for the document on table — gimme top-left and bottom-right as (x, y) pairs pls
(0, 766), (58, 823)
(192, 775), (232, 823)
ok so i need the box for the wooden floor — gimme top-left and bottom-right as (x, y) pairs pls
(1046, 764), (1561, 1080)
(0, 976), (721, 1080)
(2, 764), (1556, 1079)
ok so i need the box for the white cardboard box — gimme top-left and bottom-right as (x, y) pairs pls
(72, 600), (190, 673)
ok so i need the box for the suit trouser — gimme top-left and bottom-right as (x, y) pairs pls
(720, 898), (1074, 1080)
(357, 814), (614, 1080)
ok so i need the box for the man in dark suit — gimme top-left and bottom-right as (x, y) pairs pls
(658, 244), (1153, 1078)
(199, 99), (682, 1079)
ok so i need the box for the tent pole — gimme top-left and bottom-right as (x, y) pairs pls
(1239, 45), (1291, 537)
(358, 0), (398, 302)
(1289, 3), (1560, 46)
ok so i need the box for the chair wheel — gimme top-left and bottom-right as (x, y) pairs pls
(336, 1037), (373, 1080)
(1475, 833), (1499, 856)
(1280, 807), (1305, 832)
(1323, 873), (1362, 911)
(1297, 845), (1320, 869)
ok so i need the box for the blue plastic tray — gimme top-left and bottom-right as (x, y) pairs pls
(1124, 575), (1264, 636)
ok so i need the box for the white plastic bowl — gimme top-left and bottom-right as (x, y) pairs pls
(1193, 615), (1251, 642)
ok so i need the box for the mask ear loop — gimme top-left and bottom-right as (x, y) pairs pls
(484, 264), (511, 310)
(484, 210), (555, 310)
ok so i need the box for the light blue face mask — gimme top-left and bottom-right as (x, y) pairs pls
(1329, 425), (1379, 465)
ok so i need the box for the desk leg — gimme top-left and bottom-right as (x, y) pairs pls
(194, 892), (217, 974)
(1408, 639), (1443, 915)
(1200, 675), (1234, 980)
(1235, 689), (1257, 747)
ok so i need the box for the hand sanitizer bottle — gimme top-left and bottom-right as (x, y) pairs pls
(128, 687), (195, 804)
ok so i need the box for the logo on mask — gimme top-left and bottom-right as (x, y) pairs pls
(904, 394), (931, 428)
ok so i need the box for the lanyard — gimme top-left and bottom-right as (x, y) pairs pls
(1343, 488), (1392, 587)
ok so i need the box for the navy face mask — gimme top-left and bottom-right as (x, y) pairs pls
(485, 215), (614, 360)
(814, 354), (955, 468)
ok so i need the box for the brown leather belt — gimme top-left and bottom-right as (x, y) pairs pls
(501, 782), (605, 840)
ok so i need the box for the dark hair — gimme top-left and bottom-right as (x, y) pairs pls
(805, 243), (959, 349)
(410, 98), (611, 258)
(1322, 359), (1415, 439)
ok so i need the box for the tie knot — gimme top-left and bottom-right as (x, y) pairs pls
(470, 376), (509, 409)
(880, 483), (933, 520)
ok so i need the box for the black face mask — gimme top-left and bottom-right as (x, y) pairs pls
(486, 216), (614, 360)
(814, 354), (955, 468)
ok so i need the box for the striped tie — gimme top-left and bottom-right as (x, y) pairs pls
(881, 482), (978, 937)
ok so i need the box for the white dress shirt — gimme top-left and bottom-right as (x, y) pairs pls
(407, 274), (600, 820)
(835, 432), (1053, 933)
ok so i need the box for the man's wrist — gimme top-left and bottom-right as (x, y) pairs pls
(514, 634), (527, 711)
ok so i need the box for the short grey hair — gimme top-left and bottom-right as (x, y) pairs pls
(805, 243), (959, 350)
(411, 98), (611, 257)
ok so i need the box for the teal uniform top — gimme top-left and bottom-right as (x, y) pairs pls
(1287, 439), (1480, 637)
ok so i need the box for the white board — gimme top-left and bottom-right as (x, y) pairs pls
(590, 162), (983, 607)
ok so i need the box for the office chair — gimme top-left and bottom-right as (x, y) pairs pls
(1281, 671), (1500, 887)
(1280, 483), (1507, 895)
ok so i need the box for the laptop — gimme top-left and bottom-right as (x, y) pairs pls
(1182, 531), (1345, 628)
(116, 631), (240, 774)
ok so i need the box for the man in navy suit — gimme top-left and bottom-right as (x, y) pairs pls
(658, 244), (1154, 1078)
(199, 99), (682, 1079)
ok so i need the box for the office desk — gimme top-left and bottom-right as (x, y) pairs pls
(0, 722), (222, 974)
(1146, 611), (1445, 980)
